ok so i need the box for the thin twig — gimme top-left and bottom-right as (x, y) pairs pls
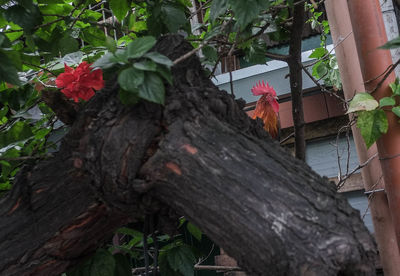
(189, 0), (212, 20)
(22, 62), (56, 76)
(336, 128), (344, 182)
(345, 128), (351, 176)
(337, 152), (379, 189)
(362, 174), (384, 219)
(265, 51), (290, 61)
(304, 31), (353, 69)
(69, 6), (88, 30)
(209, 55), (222, 78)
(195, 243), (215, 266)
(143, 216), (150, 276)
(379, 152), (400, 161)
(227, 33), (239, 97)
(173, 42), (208, 65)
(366, 58), (400, 94)
(194, 265), (242, 271)
(150, 216), (158, 276)
(229, 69), (235, 97)
(301, 64), (346, 103)
(280, 132), (295, 144)
(0, 154), (53, 161)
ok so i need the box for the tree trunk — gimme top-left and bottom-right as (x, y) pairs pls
(0, 35), (376, 276)
(288, 0), (306, 161)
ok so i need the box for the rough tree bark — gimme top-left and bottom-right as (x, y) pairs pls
(0, 35), (376, 276)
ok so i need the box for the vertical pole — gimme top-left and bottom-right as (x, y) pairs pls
(325, 1), (400, 274)
(348, 0), (400, 257)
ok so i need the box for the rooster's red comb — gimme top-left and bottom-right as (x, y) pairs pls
(251, 80), (277, 97)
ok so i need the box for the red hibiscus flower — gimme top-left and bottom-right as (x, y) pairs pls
(55, 62), (104, 102)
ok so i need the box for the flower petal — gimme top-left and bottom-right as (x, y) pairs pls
(80, 69), (104, 90)
(64, 63), (74, 74)
(78, 87), (95, 101)
(56, 73), (76, 88)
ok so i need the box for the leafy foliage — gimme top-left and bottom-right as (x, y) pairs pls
(347, 93), (379, 113)
(67, 249), (131, 276)
(306, 4), (342, 90)
(357, 109), (388, 149)
(0, 0), (369, 275)
(347, 79), (400, 148)
(379, 36), (400, 49)
(159, 241), (197, 276)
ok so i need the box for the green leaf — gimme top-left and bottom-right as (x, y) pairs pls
(143, 52), (173, 67)
(67, 249), (115, 276)
(147, 7), (163, 37)
(81, 9), (103, 21)
(113, 49), (129, 63)
(0, 121), (33, 149)
(118, 67), (144, 92)
(176, 0), (192, 7)
(380, 36), (400, 49)
(187, 222), (202, 241)
(347, 92), (379, 113)
(202, 45), (218, 62)
(17, 0), (34, 10)
(389, 80), (400, 96)
(0, 106), (8, 119)
(0, 51), (21, 85)
(127, 36), (156, 59)
(0, 33), (10, 48)
(133, 60), (157, 71)
(228, 0), (269, 29)
(389, 82), (397, 94)
(209, 0), (228, 22)
(159, 251), (182, 276)
(34, 128), (51, 140)
(156, 64), (173, 85)
(357, 109), (388, 148)
(379, 97), (396, 107)
(39, 3), (73, 16)
(114, 254), (131, 276)
(392, 106), (400, 118)
(0, 182), (11, 191)
(5, 29), (24, 42)
(161, 3), (187, 32)
(4, 4), (43, 33)
(309, 47), (328, 59)
(92, 53), (117, 69)
(81, 27), (107, 47)
(316, 62), (328, 78)
(166, 245), (196, 276)
(139, 72), (165, 104)
(109, 0), (129, 22)
(245, 39), (267, 64)
(119, 89), (139, 105)
(58, 33), (79, 56)
(105, 36), (117, 53)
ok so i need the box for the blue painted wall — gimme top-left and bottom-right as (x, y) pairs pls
(305, 137), (373, 232)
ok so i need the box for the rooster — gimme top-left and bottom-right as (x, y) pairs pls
(251, 80), (280, 139)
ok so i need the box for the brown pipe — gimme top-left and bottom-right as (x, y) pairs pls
(348, 0), (400, 254)
(325, 1), (400, 274)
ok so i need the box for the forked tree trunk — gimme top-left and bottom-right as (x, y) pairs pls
(0, 35), (376, 276)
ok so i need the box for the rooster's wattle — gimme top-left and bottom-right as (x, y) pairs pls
(251, 81), (280, 139)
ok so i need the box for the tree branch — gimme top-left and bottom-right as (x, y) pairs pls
(0, 35), (376, 276)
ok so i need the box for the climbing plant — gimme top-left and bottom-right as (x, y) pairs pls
(347, 35), (400, 148)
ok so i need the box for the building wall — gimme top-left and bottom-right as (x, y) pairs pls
(212, 46), (333, 103)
